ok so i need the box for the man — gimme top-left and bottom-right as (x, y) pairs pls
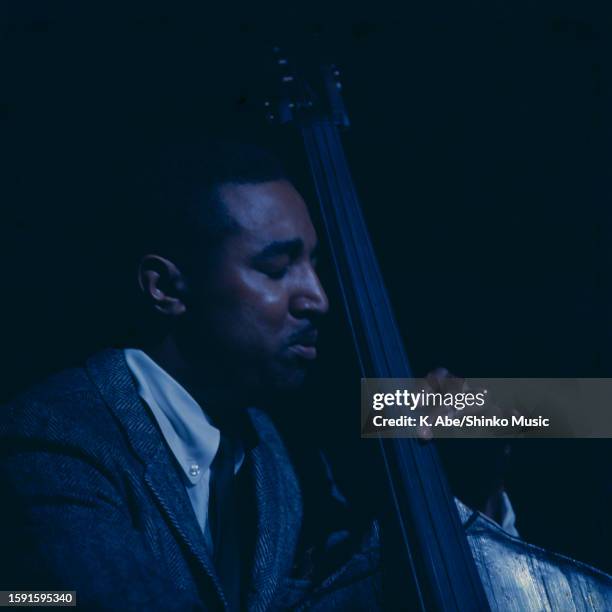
(2, 141), (610, 611)
(0, 142), (381, 610)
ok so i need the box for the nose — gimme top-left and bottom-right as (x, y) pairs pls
(290, 266), (329, 319)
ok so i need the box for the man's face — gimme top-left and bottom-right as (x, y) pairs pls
(183, 179), (329, 394)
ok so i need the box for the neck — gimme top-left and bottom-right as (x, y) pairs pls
(140, 334), (250, 417)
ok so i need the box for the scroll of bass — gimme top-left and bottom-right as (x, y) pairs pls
(266, 49), (612, 611)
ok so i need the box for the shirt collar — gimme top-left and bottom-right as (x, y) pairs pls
(124, 348), (243, 485)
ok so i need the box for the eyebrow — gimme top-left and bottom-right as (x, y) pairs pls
(253, 239), (305, 262)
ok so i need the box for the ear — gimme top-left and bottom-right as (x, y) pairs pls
(137, 255), (188, 316)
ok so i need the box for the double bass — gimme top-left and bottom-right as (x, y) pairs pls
(266, 48), (612, 611)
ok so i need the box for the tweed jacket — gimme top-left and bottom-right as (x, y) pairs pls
(0, 350), (380, 611)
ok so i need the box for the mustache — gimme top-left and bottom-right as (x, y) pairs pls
(287, 325), (319, 346)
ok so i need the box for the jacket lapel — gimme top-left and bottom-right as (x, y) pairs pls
(144, 446), (227, 606)
(85, 349), (226, 608)
(245, 408), (303, 612)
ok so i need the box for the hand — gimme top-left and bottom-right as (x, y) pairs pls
(415, 368), (519, 439)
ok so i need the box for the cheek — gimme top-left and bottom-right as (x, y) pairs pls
(215, 270), (289, 338)
(241, 280), (288, 333)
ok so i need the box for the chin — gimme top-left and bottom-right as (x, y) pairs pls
(264, 361), (309, 394)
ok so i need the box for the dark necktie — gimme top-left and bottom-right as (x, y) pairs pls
(208, 434), (241, 611)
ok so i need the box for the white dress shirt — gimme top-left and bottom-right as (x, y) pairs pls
(124, 348), (243, 551)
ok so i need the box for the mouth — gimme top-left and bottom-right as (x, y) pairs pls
(287, 328), (319, 361)
(288, 344), (317, 360)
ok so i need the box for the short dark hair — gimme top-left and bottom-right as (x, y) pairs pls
(136, 140), (289, 273)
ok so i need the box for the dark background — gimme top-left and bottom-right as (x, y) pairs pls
(2, 3), (611, 573)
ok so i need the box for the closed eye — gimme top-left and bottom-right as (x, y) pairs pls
(263, 266), (288, 280)
(252, 239), (319, 280)
(255, 255), (291, 280)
